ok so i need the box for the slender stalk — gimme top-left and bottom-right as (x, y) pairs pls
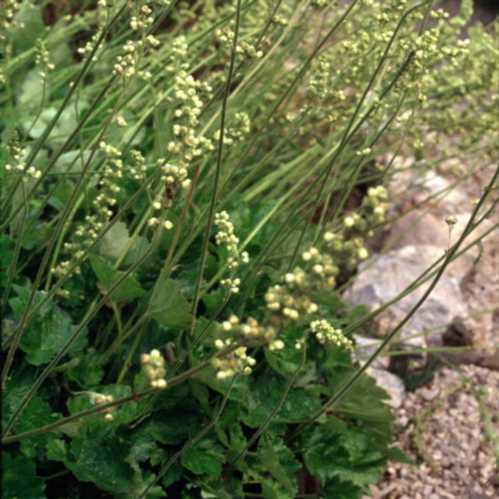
(189, 0), (243, 336)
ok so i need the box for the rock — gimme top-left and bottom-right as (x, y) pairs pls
(419, 386), (440, 401)
(383, 211), (450, 251)
(448, 213), (495, 257)
(414, 171), (469, 215)
(343, 246), (468, 349)
(387, 169), (470, 216)
(353, 335), (389, 370)
(383, 211), (493, 280)
(367, 367), (405, 408)
(444, 216), (499, 370)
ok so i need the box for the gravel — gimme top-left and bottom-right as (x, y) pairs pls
(365, 366), (499, 499)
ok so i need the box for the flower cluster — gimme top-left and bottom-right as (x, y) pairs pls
(310, 319), (353, 350)
(215, 28), (264, 60)
(221, 315), (276, 344)
(309, 55), (335, 100)
(147, 188), (174, 231)
(214, 211), (249, 293)
(89, 392), (115, 422)
(113, 5), (158, 80)
(141, 349), (167, 389)
(4, 143), (42, 180)
(166, 70), (213, 158)
(217, 112), (252, 146)
(264, 243), (341, 324)
(212, 344), (255, 380)
(212, 314), (282, 380)
(156, 159), (191, 191)
(76, 32), (103, 61)
(323, 232), (369, 270)
(129, 149), (148, 181)
(323, 185), (389, 269)
(301, 247), (339, 287)
(159, 67), (214, 202)
(359, 185), (389, 227)
(35, 40), (55, 79)
(129, 4), (154, 32)
(53, 141), (125, 278)
(95, 141), (124, 212)
(265, 282), (319, 321)
(210, 183), (389, 379)
(1, 0), (23, 35)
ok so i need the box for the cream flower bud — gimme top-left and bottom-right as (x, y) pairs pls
(344, 216), (355, 228)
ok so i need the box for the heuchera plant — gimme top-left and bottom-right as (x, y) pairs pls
(1, 0), (497, 497)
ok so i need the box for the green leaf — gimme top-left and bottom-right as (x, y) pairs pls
(256, 435), (300, 495)
(48, 179), (75, 211)
(1, 452), (46, 498)
(10, 285), (87, 365)
(261, 478), (292, 499)
(127, 435), (160, 471)
(90, 255), (145, 303)
(125, 433), (168, 497)
(96, 221), (132, 260)
(326, 368), (394, 441)
(46, 438), (67, 462)
(225, 422), (247, 460)
(242, 375), (321, 427)
(101, 384), (142, 425)
(310, 289), (345, 311)
(53, 150), (92, 174)
(264, 325), (304, 375)
(181, 439), (225, 477)
(147, 412), (202, 445)
(386, 446), (414, 465)
(161, 463), (183, 489)
(65, 425), (134, 494)
(303, 418), (389, 493)
(194, 366), (251, 407)
(10, 3), (45, 52)
(66, 348), (104, 389)
(330, 463), (384, 489)
(2, 371), (57, 458)
(26, 106), (78, 146)
(0, 234), (15, 289)
(67, 385), (141, 426)
(123, 235), (152, 268)
(149, 277), (191, 330)
(202, 288), (225, 316)
(1, 319), (16, 350)
(322, 479), (363, 499)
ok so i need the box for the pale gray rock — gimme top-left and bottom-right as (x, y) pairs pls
(343, 246), (468, 349)
(383, 211), (493, 280)
(383, 211), (450, 251)
(415, 171), (469, 214)
(366, 367), (405, 409)
(353, 335), (390, 370)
